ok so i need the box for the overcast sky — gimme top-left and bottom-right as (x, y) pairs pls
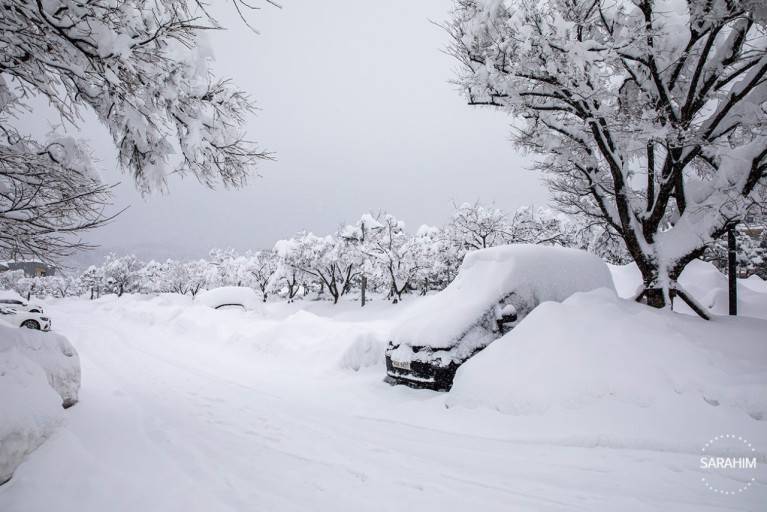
(63, 0), (550, 261)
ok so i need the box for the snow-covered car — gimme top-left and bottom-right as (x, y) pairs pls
(0, 306), (52, 331)
(385, 245), (615, 391)
(195, 286), (262, 311)
(0, 291), (45, 314)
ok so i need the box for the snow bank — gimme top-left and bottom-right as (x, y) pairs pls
(0, 324), (81, 484)
(679, 260), (767, 319)
(195, 286), (263, 311)
(339, 332), (386, 371)
(609, 260), (767, 319)
(83, 294), (393, 376)
(607, 262), (642, 298)
(392, 245), (614, 348)
(742, 273), (767, 293)
(447, 289), (767, 448)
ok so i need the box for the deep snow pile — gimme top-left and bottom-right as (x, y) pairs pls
(88, 293), (393, 373)
(609, 260), (767, 319)
(447, 289), (767, 450)
(0, 323), (80, 484)
(392, 245), (614, 348)
(742, 274), (767, 293)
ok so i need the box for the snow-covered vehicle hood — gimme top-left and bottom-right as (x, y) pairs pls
(390, 245), (615, 350)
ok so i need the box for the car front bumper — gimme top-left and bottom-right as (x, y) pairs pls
(384, 355), (459, 392)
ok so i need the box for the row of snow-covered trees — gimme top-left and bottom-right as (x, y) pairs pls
(2, 203), (631, 303)
(4, 201), (764, 303)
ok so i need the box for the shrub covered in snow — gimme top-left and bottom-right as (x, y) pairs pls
(0, 324), (81, 484)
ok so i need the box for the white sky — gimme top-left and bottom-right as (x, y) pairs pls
(60, 0), (550, 260)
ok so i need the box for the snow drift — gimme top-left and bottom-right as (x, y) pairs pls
(0, 323), (81, 484)
(391, 245), (615, 349)
(609, 260), (767, 319)
(447, 289), (767, 448)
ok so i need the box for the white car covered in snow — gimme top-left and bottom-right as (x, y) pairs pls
(0, 306), (52, 331)
(0, 292), (45, 314)
(195, 286), (263, 311)
(385, 245), (615, 391)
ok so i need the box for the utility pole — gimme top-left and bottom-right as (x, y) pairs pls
(728, 225), (737, 316)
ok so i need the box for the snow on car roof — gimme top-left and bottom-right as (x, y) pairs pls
(391, 244), (615, 349)
(0, 289), (25, 302)
(195, 286), (262, 311)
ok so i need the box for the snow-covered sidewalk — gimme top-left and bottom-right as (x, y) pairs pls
(0, 296), (765, 511)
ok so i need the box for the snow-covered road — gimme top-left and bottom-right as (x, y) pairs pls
(1, 297), (764, 511)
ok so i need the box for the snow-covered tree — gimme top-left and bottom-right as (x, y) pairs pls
(449, 0), (767, 310)
(208, 249), (248, 287)
(448, 202), (509, 250)
(339, 213), (388, 304)
(0, 269), (24, 292)
(160, 259), (210, 297)
(362, 214), (419, 302)
(248, 251), (278, 302)
(0, 134), (115, 261)
(102, 254), (142, 296)
(1, 0), (272, 261)
(274, 232), (358, 304)
(78, 265), (104, 299)
(705, 222), (767, 278)
(409, 225), (460, 294)
(32, 275), (78, 298)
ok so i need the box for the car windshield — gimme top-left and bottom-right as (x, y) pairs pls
(0, 299), (23, 305)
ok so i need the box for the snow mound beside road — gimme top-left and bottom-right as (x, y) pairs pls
(447, 289), (767, 446)
(0, 324), (81, 484)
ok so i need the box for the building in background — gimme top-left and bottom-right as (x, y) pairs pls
(1, 261), (56, 277)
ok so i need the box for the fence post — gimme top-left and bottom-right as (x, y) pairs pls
(728, 226), (737, 316)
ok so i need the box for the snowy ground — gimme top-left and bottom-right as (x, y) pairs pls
(1, 291), (765, 511)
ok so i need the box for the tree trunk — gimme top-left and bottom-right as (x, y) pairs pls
(643, 287), (666, 308)
(361, 275), (367, 308)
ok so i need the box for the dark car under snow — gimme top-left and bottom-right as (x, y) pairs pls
(385, 245), (615, 391)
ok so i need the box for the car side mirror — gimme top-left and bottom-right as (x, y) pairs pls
(500, 312), (517, 323)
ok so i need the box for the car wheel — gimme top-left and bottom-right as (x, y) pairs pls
(21, 320), (40, 330)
